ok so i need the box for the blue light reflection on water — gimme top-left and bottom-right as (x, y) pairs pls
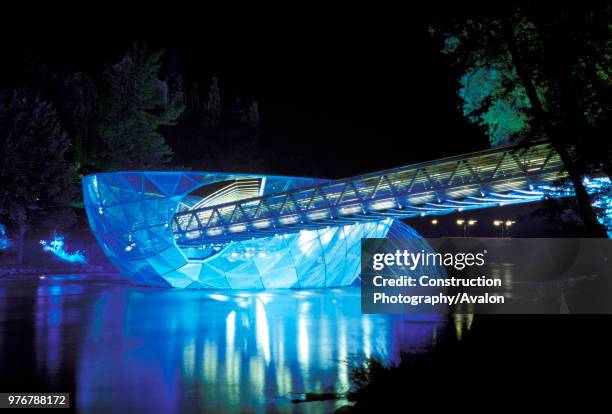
(0, 275), (451, 413)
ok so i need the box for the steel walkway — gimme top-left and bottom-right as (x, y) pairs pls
(173, 140), (566, 244)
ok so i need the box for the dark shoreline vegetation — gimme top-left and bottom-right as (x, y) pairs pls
(312, 314), (612, 412)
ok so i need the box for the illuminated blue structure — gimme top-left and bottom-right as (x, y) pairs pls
(40, 234), (87, 264)
(586, 177), (612, 236)
(83, 140), (604, 289)
(0, 223), (8, 250)
(84, 172), (429, 288)
(545, 176), (612, 237)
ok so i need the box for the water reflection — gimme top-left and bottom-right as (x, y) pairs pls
(80, 288), (447, 413)
(0, 275), (449, 413)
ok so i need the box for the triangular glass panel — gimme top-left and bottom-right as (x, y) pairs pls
(147, 174), (181, 196)
(143, 176), (165, 197)
(175, 175), (199, 195)
(121, 174), (143, 192)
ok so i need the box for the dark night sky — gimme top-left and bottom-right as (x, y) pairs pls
(1, 5), (489, 178)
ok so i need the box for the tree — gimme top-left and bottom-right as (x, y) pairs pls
(205, 76), (222, 126)
(247, 100), (260, 129)
(0, 90), (77, 263)
(432, 4), (611, 236)
(61, 71), (98, 169)
(96, 43), (184, 170)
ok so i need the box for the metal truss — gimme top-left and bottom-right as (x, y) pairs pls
(173, 140), (567, 244)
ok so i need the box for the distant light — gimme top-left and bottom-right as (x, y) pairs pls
(493, 220), (501, 226)
(431, 219), (438, 225)
(468, 219), (478, 226)
(506, 220), (515, 226)
(456, 219), (465, 225)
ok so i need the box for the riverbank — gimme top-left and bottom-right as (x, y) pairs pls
(0, 264), (115, 277)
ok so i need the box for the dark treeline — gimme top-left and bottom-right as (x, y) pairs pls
(0, 43), (269, 263)
(3, 43), (267, 174)
(1, 3), (611, 265)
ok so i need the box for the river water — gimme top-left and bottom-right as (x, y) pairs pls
(0, 274), (464, 413)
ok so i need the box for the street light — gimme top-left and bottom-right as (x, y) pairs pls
(427, 219), (440, 237)
(456, 219), (477, 236)
(493, 219), (516, 238)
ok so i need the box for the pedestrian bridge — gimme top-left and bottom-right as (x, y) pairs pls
(173, 140), (566, 245)
(83, 140), (611, 289)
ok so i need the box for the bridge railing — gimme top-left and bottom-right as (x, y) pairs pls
(173, 141), (566, 244)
